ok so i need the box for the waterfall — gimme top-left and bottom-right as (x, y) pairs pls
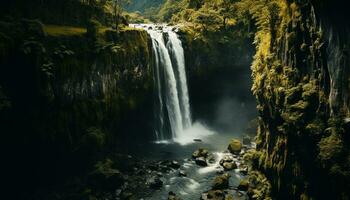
(131, 24), (192, 141)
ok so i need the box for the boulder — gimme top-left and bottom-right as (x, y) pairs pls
(195, 157), (208, 166)
(225, 194), (234, 200)
(148, 176), (163, 189)
(192, 148), (209, 159)
(219, 155), (237, 171)
(168, 191), (181, 200)
(228, 139), (242, 154)
(237, 179), (249, 191)
(201, 190), (225, 200)
(223, 162), (237, 171)
(239, 165), (248, 175)
(169, 160), (181, 169)
(212, 173), (230, 190)
(219, 155), (234, 165)
(208, 190), (225, 200)
(179, 170), (187, 177)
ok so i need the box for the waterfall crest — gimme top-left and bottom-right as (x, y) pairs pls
(132, 24), (192, 141)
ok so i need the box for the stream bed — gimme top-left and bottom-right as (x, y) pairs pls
(121, 130), (252, 200)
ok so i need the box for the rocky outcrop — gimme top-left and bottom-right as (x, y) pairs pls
(250, 0), (350, 199)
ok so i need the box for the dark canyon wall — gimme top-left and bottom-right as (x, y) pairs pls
(250, 0), (350, 199)
(0, 18), (153, 197)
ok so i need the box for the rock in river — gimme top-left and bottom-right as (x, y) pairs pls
(228, 139), (242, 154)
(169, 160), (181, 169)
(168, 191), (181, 200)
(223, 162), (237, 171)
(212, 173), (230, 190)
(237, 179), (249, 191)
(192, 148), (209, 159)
(195, 157), (208, 166)
(178, 170), (187, 177)
(148, 176), (163, 189)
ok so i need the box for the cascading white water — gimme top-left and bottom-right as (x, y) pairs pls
(131, 24), (192, 140)
(167, 31), (192, 129)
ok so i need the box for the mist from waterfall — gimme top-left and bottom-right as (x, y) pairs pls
(131, 24), (213, 144)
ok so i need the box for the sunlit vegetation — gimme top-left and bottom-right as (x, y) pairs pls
(44, 25), (87, 36)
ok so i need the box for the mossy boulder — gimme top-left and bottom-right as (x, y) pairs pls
(222, 162), (237, 171)
(219, 155), (237, 171)
(228, 139), (242, 154)
(192, 148), (209, 158)
(212, 173), (230, 190)
(237, 179), (249, 191)
(208, 190), (225, 200)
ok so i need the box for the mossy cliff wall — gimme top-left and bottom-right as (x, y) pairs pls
(0, 19), (153, 195)
(250, 0), (350, 199)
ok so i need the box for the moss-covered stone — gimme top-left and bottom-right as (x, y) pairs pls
(212, 173), (230, 190)
(228, 139), (242, 154)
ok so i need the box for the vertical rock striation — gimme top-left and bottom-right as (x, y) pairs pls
(250, 0), (350, 199)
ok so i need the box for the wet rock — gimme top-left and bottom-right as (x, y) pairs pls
(169, 160), (181, 169)
(195, 157), (208, 166)
(239, 165), (248, 175)
(201, 190), (225, 200)
(192, 148), (209, 159)
(228, 139), (242, 154)
(222, 162), (237, 171)
(212, 173), (230, 190)
(237, 179), (249, 191)
(219, 155), (234, 165)
(243, 135), (252, 145)
(179, 170), (187, 177)
(148, 176), (163, 189)
(225, 194), (234, 200)
(168, 191), (181, 200)
(219, 155), (237, 171)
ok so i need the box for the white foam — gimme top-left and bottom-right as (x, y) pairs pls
(186, 178), (200, 190)
(153, 140), (172, 144)
(173, 122), (215, 145)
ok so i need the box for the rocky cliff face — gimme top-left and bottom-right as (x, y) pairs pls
(0, 19), (153, 196)
(251, 0), (350, 199)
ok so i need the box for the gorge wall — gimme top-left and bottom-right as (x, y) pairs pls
(0, 18), (154, 197)
(250, 0), (350, 199)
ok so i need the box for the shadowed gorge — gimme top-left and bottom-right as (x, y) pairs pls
(1, 0), (350, 200)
